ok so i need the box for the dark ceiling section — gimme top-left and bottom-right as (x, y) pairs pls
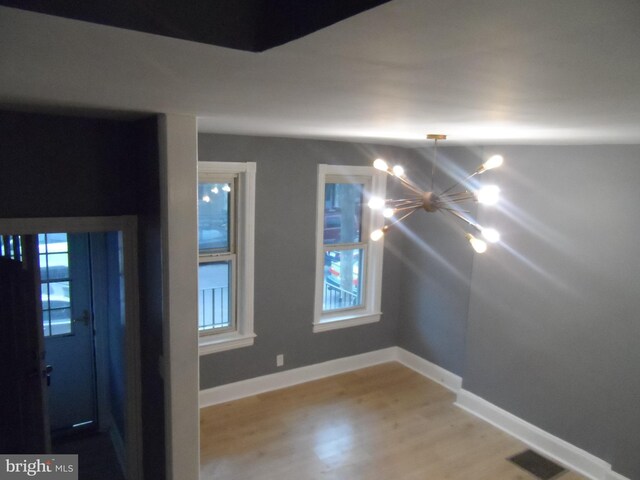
(0, 0), (391, 52)
(255, 0), (392, 51)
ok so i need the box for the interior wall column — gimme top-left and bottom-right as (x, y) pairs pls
(158, 113), (199, 480)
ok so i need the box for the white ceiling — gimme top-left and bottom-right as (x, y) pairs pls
(1, 0), (639, 145)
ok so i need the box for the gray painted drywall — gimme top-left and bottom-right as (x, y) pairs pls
(395, 146), (485, 376)
(197, 134), (405, 388)
(0, 111), (139, 218)
(464, 145), (640, 479)
(197, 136), (640, 478)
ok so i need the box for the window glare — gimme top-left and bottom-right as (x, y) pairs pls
(199, 261), (232, 332)
(322, 248), (363, 312)
(323, 183), (363, 244)
(198, 182), (231, 253)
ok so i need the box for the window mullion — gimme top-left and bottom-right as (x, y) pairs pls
(323, 241), (366, 251)
(199, 252), (234, 264)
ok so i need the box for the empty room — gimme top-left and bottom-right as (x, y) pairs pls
(0, 1), (639, 480)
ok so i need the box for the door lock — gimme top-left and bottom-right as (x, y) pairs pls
(74, 309), (91, 326)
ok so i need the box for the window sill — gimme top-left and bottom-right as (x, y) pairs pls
(313, 312), (381, 333)
(198, 332), (256, 355)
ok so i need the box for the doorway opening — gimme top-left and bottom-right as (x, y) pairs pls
(0, 216), (142, 480)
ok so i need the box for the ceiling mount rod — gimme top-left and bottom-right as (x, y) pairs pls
(427, 134), (446, 191)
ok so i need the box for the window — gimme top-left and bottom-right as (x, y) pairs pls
(39, 233), (72, 336)
(314, 165), (386, 332)
(198, 180), (234, 333)
(1, 233), (73, 337)
(198, 162), (256, 354)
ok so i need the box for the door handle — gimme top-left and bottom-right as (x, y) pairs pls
(45, 364), (53, 387)
(74, 309), (91, 326)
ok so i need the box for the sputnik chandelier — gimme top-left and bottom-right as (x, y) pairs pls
(368, 134), (503, 253)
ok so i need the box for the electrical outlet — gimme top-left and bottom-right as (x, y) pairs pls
(276, 354), (284, 367)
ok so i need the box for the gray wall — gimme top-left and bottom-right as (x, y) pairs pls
(463, 145), (640, 479)
(0, 111), (138, 218)
(198, 134), (405, 388)
(395, 146), (483, 376)
(198, 135), (640, 478)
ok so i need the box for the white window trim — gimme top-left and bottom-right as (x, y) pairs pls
(198, 161), (256, 354)
(313, 164), (386, 333)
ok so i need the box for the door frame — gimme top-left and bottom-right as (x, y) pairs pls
(0, 216), (143, 480)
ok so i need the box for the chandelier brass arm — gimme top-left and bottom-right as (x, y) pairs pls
(368, 134), (504, 253)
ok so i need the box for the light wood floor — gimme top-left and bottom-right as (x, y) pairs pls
(200, 362), (586, 480)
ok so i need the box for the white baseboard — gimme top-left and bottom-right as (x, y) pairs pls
(455, 389), (620, 480)
(606, 471), (632, 480)
(198, 347), (629, 480)
(200, 347), (397, 407)
(395, 348), (462, 393)
(199, 346), (461, 407)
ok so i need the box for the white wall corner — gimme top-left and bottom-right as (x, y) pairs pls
(200, 347), (397, 408)
(199, 346), (464, 408)
(158, 113), (200, 480)
(455, 389), (612, 480)
(394, 347), (462, 393)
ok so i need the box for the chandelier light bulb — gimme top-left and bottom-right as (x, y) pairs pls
(370, 229), (385, 241)
(368, 134), (506, 256)
(466, 234), (487, 253)
(481, 227), (501, 243)
(212, 186), (219, 194)
(392, 165), (405, 177)
(222, 184), (231, 192)
(368, 196), (385, 210)
(481, 154), (504, 172)
(476, 185), (500, 205)
(202, 195), (211, 203)
(373, 158), (389, 171)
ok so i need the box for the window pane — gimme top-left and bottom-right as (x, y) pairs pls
(46, 233), (68, 245)
(41, 284), (50, 310)
(39, 232), (71, 338)
(39, 254), (48, 281)
(199, 261), (231, 331)
(49, 307), (72, 336)
(198, 182), (231, 252)
(46, 281), (70, 309)
(323, 249), (363, 311)
(323, 183), (363, 244)
(42, 310), (51, 336)
(45, 253), (69, 280)
(39, 233), (69, 281)
(38, 233), (68, 254)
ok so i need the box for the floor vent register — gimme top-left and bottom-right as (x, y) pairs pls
(508, 449), (567, 480)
